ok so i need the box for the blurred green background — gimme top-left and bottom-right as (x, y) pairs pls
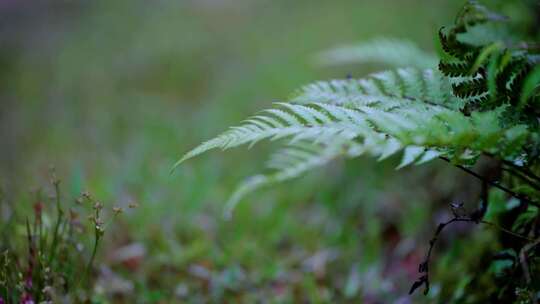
(0, 0), (504, 302)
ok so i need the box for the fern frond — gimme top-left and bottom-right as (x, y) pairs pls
(439, 29), (478, 60)
(176, 65), (531, 215)
(177, 67), (526, 169)
(316, 38), (438, 69)
(495, 57), (526, 92)
(292, 68), (463, 110)
(519, 65), (540, 108)
(439, 60), (472, 77)
(452, 77), (487, 98)
(223, 141), (351, 217)
(224, 139), (444, 214)
(509, 64), (533, 99)
(396, 146), (426, 169)
(462, 1), (507, 22)
(172, 103), (373, 169)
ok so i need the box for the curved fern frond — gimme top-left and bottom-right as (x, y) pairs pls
(223, 141), (351, 218)
(452, 77), (487, 98)
(439, 29), (478, 60)
(175, 64), (531, 215)
(316, 38), (438, 69)
(172, 103), (372, 169)
(292, 68), (463, 110)
(519, 65), (540, 108)
(224, 139), (445, 215)
(439, 60), (473, 77)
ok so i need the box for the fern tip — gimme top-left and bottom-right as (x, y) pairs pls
(170, 155), (191, 174)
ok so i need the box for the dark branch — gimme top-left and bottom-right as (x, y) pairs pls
(438, 157), (540, 208)
(410, 203), (532, 296)
(519, 237), (540, 302)
(501, 165), (540, 192)
(483, 152), (540, 185)
(410, 216), (474, 295)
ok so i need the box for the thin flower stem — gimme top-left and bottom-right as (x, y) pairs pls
(75, 231), (101, 290)
(48, 180), (64, 265)
(85, 235), (100, 283)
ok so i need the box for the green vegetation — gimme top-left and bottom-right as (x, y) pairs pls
(178, 0), (540, 301)
(1, 0), (539, 302)
(0, 172), (126, 302)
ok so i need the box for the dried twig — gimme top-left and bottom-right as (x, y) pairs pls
(410, 204), (532, 296)
(409, 215), (475, 295)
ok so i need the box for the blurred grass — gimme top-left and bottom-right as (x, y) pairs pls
(0, 0), (489, 302)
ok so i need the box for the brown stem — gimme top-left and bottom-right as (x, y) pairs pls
(484, 152), (540, 185)
(519, 237), (540, 285)
(502, 166), (540, 192)
(439, 157), (540, 208)
(519, 236), (540, 302)
(411, 211), (532, 295)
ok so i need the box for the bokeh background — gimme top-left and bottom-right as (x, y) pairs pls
(0, 0), (512, 302)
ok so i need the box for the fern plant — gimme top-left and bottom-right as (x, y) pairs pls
(175, 0), (540, 301)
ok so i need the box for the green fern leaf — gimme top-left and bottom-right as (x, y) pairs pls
(316, 38), (438, 69)
(396, 146), (426, 169)
(223, 141), (354, 218)
(175, 66), (531, 215)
